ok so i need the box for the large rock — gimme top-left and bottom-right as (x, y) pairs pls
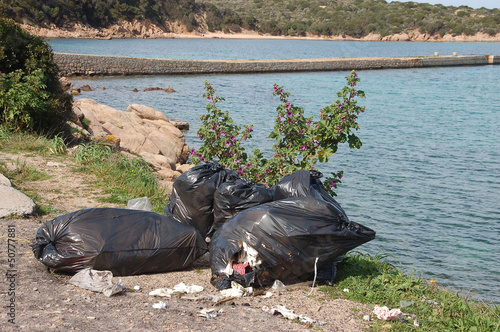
(73, 99), (187, 164)
(0, 174), (36, 218)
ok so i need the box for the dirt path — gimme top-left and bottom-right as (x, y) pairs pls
(0, 152), (371, 331)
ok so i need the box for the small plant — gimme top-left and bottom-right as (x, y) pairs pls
(190, 70), (365, 195)
(48, 135), (67, 155)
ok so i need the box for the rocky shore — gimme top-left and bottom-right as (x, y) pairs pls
(21, 20), (500, 42)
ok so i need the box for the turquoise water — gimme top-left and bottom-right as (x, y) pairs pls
(52, 39), (500, 303)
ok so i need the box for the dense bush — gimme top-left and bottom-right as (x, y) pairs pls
(0, 18), (71, 132)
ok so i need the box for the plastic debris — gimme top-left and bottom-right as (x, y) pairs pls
(343, 288), (350, 292)
(133, 285), (141, 291)
(173, 282), (204, 294)
(198, 308), (222, 319)
(127, 197), (153, 211)
(363, 315), (370, 321)
(262, 305), (321, 325)
(69, 268), (125, 297)
(149, 283), (204, 298)
(400, 300), (415, 308)
(152, 301), (167, 309)
(373, 305), (419, 327)
(373, 305), (403, 321)
(149, 288), (174, 297)
(271, 280), (286, 292)
(220, 281), (253, 298)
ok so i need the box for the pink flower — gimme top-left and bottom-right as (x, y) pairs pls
(189, 148), (196, 155)
(225, 140), (232, 146)
(246, 163), (252, 169)
(299, 145), (307, 150)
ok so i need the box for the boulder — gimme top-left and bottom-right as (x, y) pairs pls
(170, 120), (189, 131)
(80, 84), (94, 91)
(0, 174), (36, 218)
(70, 99), (190, 185)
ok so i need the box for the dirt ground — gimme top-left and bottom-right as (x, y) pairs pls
(0, 152), (371, 331)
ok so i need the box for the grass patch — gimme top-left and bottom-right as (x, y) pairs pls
(0, 158), (51, 184)
(72, 142), (168, 212)
(320, 252), (500, 331)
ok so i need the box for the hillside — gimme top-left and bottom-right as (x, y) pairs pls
(1, 0), (500, 40)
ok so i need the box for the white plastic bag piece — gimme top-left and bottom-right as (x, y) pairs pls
(127, 197), (153, 211)
(220, 281), (253, 298)
(173, 282), (204, 294)
(69, 268), (125, 297)
(149, 288), (174, 297)
(262, 305), (317, 324)
(272, 280), (286, 292)
(152, 301), (167, 309)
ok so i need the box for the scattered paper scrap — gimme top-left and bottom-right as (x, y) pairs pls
(262, 305), (322, 325)
(152, 301), (167, 309)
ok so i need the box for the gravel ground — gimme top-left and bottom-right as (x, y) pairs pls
(0, 152), (371, 331)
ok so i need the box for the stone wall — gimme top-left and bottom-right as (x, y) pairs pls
(53, 53), (499, 76)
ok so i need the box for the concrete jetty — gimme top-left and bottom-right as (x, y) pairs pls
(53, 53), (500, 76)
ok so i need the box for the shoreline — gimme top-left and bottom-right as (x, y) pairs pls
(21, 23), (500, 43)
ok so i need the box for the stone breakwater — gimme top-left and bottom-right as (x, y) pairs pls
(53, 53), (500, 76)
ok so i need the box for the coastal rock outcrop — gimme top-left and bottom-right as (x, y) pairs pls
(70, 99), (190, 186)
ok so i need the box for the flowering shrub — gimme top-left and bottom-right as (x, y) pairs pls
(190, 70), (365, 195)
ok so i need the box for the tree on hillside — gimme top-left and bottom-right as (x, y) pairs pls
(0, 18), (72, 132)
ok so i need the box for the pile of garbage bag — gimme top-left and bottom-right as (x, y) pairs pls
(32, 161), (375, 290)
(32, 208), (208, 276)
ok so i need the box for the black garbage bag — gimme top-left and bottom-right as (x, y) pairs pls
(209, 197), (376, 289)
(32, 208), (208, 276)
(211, 177), (275, 236)
(164, 161), (238, 240)
(273, 169), (349, 221)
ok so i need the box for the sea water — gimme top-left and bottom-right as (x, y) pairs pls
(49, 39), (500, 303)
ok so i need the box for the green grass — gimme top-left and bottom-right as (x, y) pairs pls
(320, 252), (500, 331)
(72, 142), (168, 213)
(0, 127), (169, 213)
(0, 158), (52, 183)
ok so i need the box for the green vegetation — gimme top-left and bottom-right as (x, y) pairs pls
(190, 71), (364, 195)
(321, 252), (500, 331)
(0, 127), (168, 214)
(0, 18), (71, 132)
(72, 142), (168, 213)
(1, 0), (499, 38)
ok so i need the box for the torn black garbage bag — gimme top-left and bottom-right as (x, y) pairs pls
(32, 208), (208, 276)
(164, 161), (238, 240)
(211, 177), (275, 236)
(209, 197), (375, 289)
